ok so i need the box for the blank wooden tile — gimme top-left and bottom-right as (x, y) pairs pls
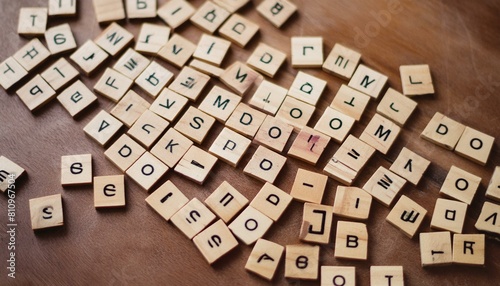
(276, 96), (315, 132)
(126, 152), (169, 191)
(18, 7), (47, 36)
(214, 0), (249, 13)
(92, 0), (125, 23)
(168, 66), (210, 101)
(288, 71), (327, 106)
(257, 0), (297, 28)
(419, 231), (452, 267)
(209, 127), (251, 167)
(229, 206), (273, 245)
(193, 219), (239, 264)
(219, 13), (259, 47)
(377, 88), (417, 127)
(48, 0), (77, 16)
(362, 166), (406, 207)
(243, 146), (287, 184)
(322, 43), (361, 80)
(104, 134), (146, 172)
(291, 37), (323, 68)
(0, 156), (26, 193)
(247, 43), (287, 78)
(190, 1), (230, 34)
(220, 61), (261, 95)
(205, 181), (249, 223)
(44, 23), (77, 55)
(290, 168), (328, 204)
(83, 110), (123, 146)
(41, 58), (79, 91)
(314, 107), (355, 144)
(157, 0), (195, 29)
(333, 186), (372, 221)
(135, 61), (174, 98)
(94, 67), (133, 102)
(485, 167), (500, 202)
(151, 127), (193, 168)
(348, 64), (388, 99)
(420, 112), (466, 150)
(288, 126), (330, 165)
(189, 59), (225, 78)
(321, 266), (356, 286)
(57, 80), (97, 117)
(113, 48), (150, 80)
(174, 145), (218, 184)
(360, 113), (402, 155)
(389, 147), (430, 186)
(249, 80), (287, 115)
(400, 64), (434, 96)
(70, 40), (109, 75)
(330, 84), (370, 121)
(174, 106), (216, 144)
(145, 180), (189, 221)
(335, 221), (368, 260)
(16, 74), (56, 112)
(29, 194), (63, 230)
(250, 182), (292, 221)
(135, 23), (170, 54)
(430, 198), (467, 234)
(127, 110), (170, 149)
(455, 126), (495, 165)
(245, 238), (284, 281)
(226, 103), (267, 138)
(149, 88), (189, 122)
(300, 203), (333, 244)
(94, 175), (125, 208)
(386, 195), (427, 238)
(254, 115), (293, 153)
(111, 90), (150, 127)
(0, 57), (28, 90)
(171, 198), (217, 239)
(284, 244), (320, 280)
(126, 0), (156, 19)
(453, 234), (485, 266)
(199, 86), (241, 123)
(13, 38), (51, 72)
(370, 266), (403, 286)
(475, 201), (500, 235)
(61, 154), (92, 186)
(439, 166), (481, 205)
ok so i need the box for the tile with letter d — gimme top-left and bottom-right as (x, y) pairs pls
(205, 181), (248, 223)
(16, 74), (56, 112)
(94, 175), (125, 208)
(430, 198), (467, 234)
(29, 194), (64, 230)
(226, 103), (267, 138)
(245, 238), (284, 281)
(193, 219), (239, 264)
(219, 13), (259, 48)
(171, 198), (217, 239)
(104, 134), (146, 172)
(145, 180), (189, 221)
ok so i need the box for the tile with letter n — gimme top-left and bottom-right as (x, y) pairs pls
(171, 198), (217, 239)
(174, 106), (216, 144)
(158, 34), (196, 68)
(41, 58), (79, 92)
(386, 195), (427, 238)
(198, 85), (241, 123)
(288, 126), (330, 165)
(113, 48), (150, 80)
(419, 231), (452, 267)
(430, 198), (467, 234)
(322, 43), (361, 80)
(420, 112), (465, 150)
(126, 152), (169, 191)
(321, 266), (356, 286)
(189, 59), (225, 78)
(250, 182), (292, 222)
(284, 244), (320, 280)
(193, 219), (239, 264)
(149, 88), (189, 122)
(359, 113), (402, 155)
(111, 90), (150, 128)
(83, 110), (123, 146)
(205, 181), (249, 223)
(243, 146), (287, 184)
(330, 84), (370, 121)
(254, 115), (294, 153)
(92, 0), (125, 23)
(276, 96), (315, 132)
(247, 43), (286, 78)
(439, 165), (481, 205)
(400, 64), (434, 96)
(94, 68), (133, 102)
(127, 110), (170, 149)
(229, 206), (273, 245)
(219, 13), (259, 48)
(44, 23), (77, 55)
(190, 1), (230, 34)
(125, 0), (157, 19)
(0, 57), (28, 90)
(299, 203), (333, 244)
(151, 128), (193, 168)
(291, 37), (323, 68)
(314, 107), (355, 144)
(214, 0), (249, 13)
(61, 154), (92, 186)
(485, 167), (500, 202)
(95, 22), (133, 57)
(93, 175), (125, 208)
(245, 238), (284, 281)
(18, 7), (47, 36)
(348, 64), (388, 99)
(290, 168), (328, 204)
(389, 147), (430, 186)
(453, 234), (485, 266)
(135, 61), (174, 98)
(287, 71), (327, 106)
(455, 126), (495, 165)
(220, 61), (261, 95)
(370, 266), (404, 286)
(174, 145), (218, 184)
(16, 74), (56, 112)
(193, 34), (231, 67)
(29, 194), (64, 230)
(333, 186), (372, 221)
(475, 201), (500, 235)
(48, 0), (77, 16)
(334, 221), (368, 260)
(362, 166), (406, 207)
(226, 103), (267, 138)
(209, 127), (252, 167)
(70, 40), (109, 76)
(135, 23), (170, 55)
(13, 38), (51, 72)
(376, 88), (417, 127)
(146, 180), (189, 221)
(249, 80), (287, 115)
(104, 134), (146, 172)
(168, 66), (210, 102)
(58, 80), (97, 118)
(0, 156), (26, 193)
(257, 0), (297, 28)
(157, 0), (195, 29)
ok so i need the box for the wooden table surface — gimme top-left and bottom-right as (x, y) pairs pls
(1, 0), (499, 285)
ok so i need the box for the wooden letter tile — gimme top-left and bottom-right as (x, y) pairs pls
(125, 152), (169, 191)
(247, 43), (287, 78)
(135, 61), (174, 98)
(370, 266), (404, 286)
(29, 194), (64, 230)
(44, 23), (77, 55)
(92, 0), (125, 23)
(174, 145), (218, 184)
(430, 198), (467, 233)
(250, 182), (292, 221)
(57, 80), (97, 118)
(348, 64), (388, 99)
(149, 88), (189, 122)
(389, 147), (430, 186)
(135, 23), (170, 54)
(290, 168), (328, 204)
(333, 186), (372, 221)
(127, 110), (169, 149)
(276, 96), (315, 132)
(455, 126), (495, 165)
(254, 115), (293, 153)
(243, 146), (287, 184)
(61, 154), (92, 186)
(70, 40), (109, 75)
(257, 0), (297, 28)
(199, 85), (241, 123)
(453, 234), (485, 266)
(299, 203), (333, 244)
(174, 106), (216, 144)
(334, 221), (368, 260)
(475, 201), (500, 235)
(322, 43), (361, 80)
(400, 64), (434, 96)
(151, 127), (193, 168)
(220, 61), (261, 95)
(209, 127), (252, 167)
(188, 59), (225, 78)
(190, 1), (230, 34)
(485, 166), (500, 202)
(18, 7), (48, 36)
(126, 0), (157, 19)
(214, 0), (249, 13)
(205, 181), (249, 223)
(168, 66), (210, 101)
(226, 103), (267, 138)
(362, 166), (406, 207)
(94, 68), (133, 102)
(419, 231), (452, 266)
(229, 206), (273, 245)
(145, 180), (189, 221)
(83, 110), (123, 146)
(288, 126), (330, 165)
(288, 71), (327, 106)
(41, 58), (79, 91)
(16, 74), (56, 112)
(48, 0), (77, 16)
(386, 195), (427, 238)
(113, 48), (150, 80)
(111, 90), (150, 127)
(171, 198), (217, 239)
(376, 88), (417, 127)
(359, 113), (402, 154)
(0, 156), (26, 193)
(104, 134), (146, 172)
(314, 107), (355, 144)
(0, 57), (28, 90)
(321, 266), (356, 286)
(245, 238), (284, 281)
(93, 175), (125, 208)
(291, 37), (323, 68)
(420, 112), (466, 150)
(439, 166), (481, 205)
(192, 33), (232, 65)
(330, 84), (370, 121)
(219, 13), (259, 47)
(193, 219), (239, 264)
(157, 0), (195, 29)
(249, 80), (287, 115)
(13, 38), (51, 72)
(284, 244), (320, 280)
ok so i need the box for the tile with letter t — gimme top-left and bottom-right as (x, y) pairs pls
(455, 126), (495, 165)
(126, 0), (157, 19)
(370, 266), (404, 286)
(290, 168), (328, 204)
(193, 34), (231, 67)
(126, 152), (169, 191)
(61, 154), (92, 186)
(198, 85), (241, 123)
(171, 198), (217, 239)
(243, 146), (287, 184)
(334, 221), (368, 260)
(41, 58), (79, 91)
(219, 14), (259, 48)
(157, 0), (195, 29)
(386, 195), (427, 238)
(48, 0), (77, 16)
(291, 37), (323, 68)
(168, 66), (210, 102)
(135, 61), (174, 98)
(145, 180), (189, 221)
(0, 57), (28, 90)
(419, 231), (452, 267)
(58, 80), (97, 118)
(93, 175), (125, 208)
(193, 219), (239, 264)
(453, 234), (485, 266)
(485, 167), (500, 202)
(389, 147), (430, 186)
(475, 201), (500, 235)
(333, 186), (372, 221)
(284, 244), (320, 280)
(276, 96), (315, 132)
(94, 68), (133, 102)
(348, 64), (388, 99)
(113, 48), (150, 80)
(254, 116), (294, 153)
(83, 110), (123, 146)
(174, 145), (218, 184)
(250, 182), (292, 222)
(135, 23), (170, 54)
(18, 7), (47, 36)
(174, 106), (216, 144)
(205, 181), (249, 223)
(257, 0), (297, 28)
(359, 113), (402, 155)
(127, 110), (170, 149)
(314, 107), (355, 144)
(70, 40), (109, 75)
(249, 80), (287, 115)
(95, 22), (133, 57)
(322, 43), (361, 80)
(245, 238), (284, 281)
(226, 103), (267, 138)
(44, 23), (77, 55)
(376, 88), (417, 127)
(92, 0), (125, 23)
(288, 126), (330, 165)
(299, 203), (333, 244)
(13, 38), (51, 72)
(439, 166), (481, 205)
(229, 206), (273, 245)
(29, 194), (64, 230)
(158, 34), (196, 68)
(16, 74), (56, 112)
(400, 64), (434, 96)
(209, 127), (252, 167)
(149, 88), (189, 122)
(430, 198), (467, 234)
(214, 0), (249, 13)
(189, 59), (225, 78)
(247, 43), (286, 78)
(321, 266), (356, 286)
(287, 71), (327, 106)
(220, 61), (261, 95)
(330, 84), (370, 121)
(0, 156), (26, 193)
(151, 128), (193, 168)
(420, 112), (465, 150)
(362, 166), (406, 207)
(111, 90), (150, 128)
(190, 1), (230, 34)
(104, 134), (146, 172)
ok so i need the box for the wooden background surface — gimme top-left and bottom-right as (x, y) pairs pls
(1, 0), (499, 285)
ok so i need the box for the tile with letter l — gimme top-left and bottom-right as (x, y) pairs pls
(44, 23), (77, 55)
(453, 234), (485, 266)
(174, 145), (218, 184)
(135, 61), (174, 98)
(157, 34), (196, 68)
(171, 198), (217, 239)
(219, 13), (259, 47)
(70, 40), (109, 75)
(362, 166), (406, 207)
(0, 156), (26, 193)
(419, 231), (452, 267)
(376, 88), (417, 127)
(254, 115), (294, 153)
(174, 106), (216, 144)
(13, 38), (51, 72)
(290, 168), (328, 204)
(257, 0), (297, 28)
(299, 203), (333, 244)
(247, 43), (286, 78)
(334, 221), (368, 260)
(93, 175), (125, 208)
(193, 219), (239, 264)
(83, 110), (123, 146)
(284, 244), (320, 280)
(430, 198), (467, 234)
(127, 110), (170, 149)
(291, 37), (323, 68)
(168, 66), (210, 102)
(95, 22), (133, 56)
(205, 181), (249, 223)
(18, 7), (47, 36)
(250, 182), (292, 222)
(321, 266), (356, 286)
(110, 90), (150, 128)
(149, 88), (189, 122)
(288, 126), (330, 165)
(198, 85), (241, 123)
(126, 152), (169, 191)
(209, 127), (252, 167)
(220, 61), (261, 95)
(93, 67), (133, 102)
(145, 180), (189, 221)
(330, 84), (370, 121)
(245, 238), (284, 281)
(29, 194), (64, 230)
(190, 1), (230, 34)
(61, 154), (92, 186)
(439, 165), (481, 205)
(151, 128), (193, 168)
(348, 64), (388, 99)
(226, 103), (267, 138)
(370, 266), (404, 286)
(104, 134), (146, 172)
(455, 126), (495, 166)
(157, 0), (195, 29)
(386, 195), (427, 238)
(243, 146), (287, 184)
(229, 206), (273, 245)
(287, 71), (327, 106)
(420, 112), (465, 150)
(322, 43), (361, 80)
(41, 58), (79, 91)
(389, 147), (430, 186)
(485, 167), (500, 202)
(92, 0), (125, 23)
(359, 113), (402, 155)
(0, 57), (28, 90)
(16, 74), (56, 112)
(333, 186), (372, 221)
(193, 34), (231, 67)
(475, 201), (500, 235)
(135, 23), (170, 54)
(400, 64), (434, 96)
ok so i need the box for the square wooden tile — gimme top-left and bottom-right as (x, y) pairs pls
(322, 43), (361, 80)
(250, 182), (292, 221)
(151, 127), (193, 168)
(126, 152), (169, 191)
(168, 66), (210, 101)
(400, 64), (434, 96)
(149, 88), (189, 122)
(245, 238), (284, 281)
(113, 48), (150, 80)
(193, 34), (231, 66)
(127, 110), (170, 149)
(257, 0), (297, 28)
(157, 0), (195, 29)
(455, 126), (495, 165)
(485, 167), (500, 202)
(135, 23), (170, 54)
(18, 7), (47, 36)
(284, 244), (319, 280)
(330, 84), (370, 121)
(291, 37), (323, 68)
(92, 0), (125, 23)
(314, 107), (355, 144)
(276, 96), (315, 132)
(299, 203), (333, 244)
(29, 194), (64, 230)
(419, 231), (452, 266)
(135, 61), (174, 98)
(323, 158), (358, 186)
(348, 64), (388, 99)
(430, 198), (467, 233)
(0, 57), (28, 90)
(249, 80), (287, 115)
(193, 219), (239, 264)
(229, 206), (273, 245)
(475, 201), (500, 235)
(370, 266), (403, 286)
(174, 145), (218, 184)
(94, 175), (125, 208)
(190, 1), (230, 34)
(288, 126), (330, 165)
(171, 198), (216, 239)
(111, 90), (150, 127)
(290, 168), (328, 204)
(243, 146), (287, 184)
(334, 221), (368, 260)
(94, 67), (133, 102)
(362, 166), (406, 207)
(219, 13), (259, 47)
(95, 22), (133, 56)
(48, 0), (77, 16)
(125, 0), (157, 19)
(209, 127), (252, 167)
(214, 0), (249, 13)
(254, 115), (294, 153)
(439, 166), (481, 205)
(389, 147), (430, 186)
(386, 195), (427, 238)
(453, 234), (485, 266)
(247, 43), (286, 78)
(226, 103), (267, 138)
(321, 266), (356, 286)
(145, 180), (189, 221)
(198, 85), (241, 123)
(61, 154), (92, 186)
(13, 38), (50, 72)
(41, 58), (79, 91)
(104, 134), (146, 172)
(16, 74), (56, 112)
(70, 40), (109, 75)
(83, 110), (123, 146)
(57, 80), (97, 118)
(174, 106), (216, 144)
(220, 61), (261, 95)
(44, 23), (77, 55)
(333, 186), (372, 221)
(359, 113), (402, 155)
(377, 88), (417, 127)
(157, 34), (196, 68)
(420, 112), (466, 150)
(188, 59), (225, 78)
(0, 156), (26, 193)
(205, 181), (249, 223)
(287, 71), (327, 106)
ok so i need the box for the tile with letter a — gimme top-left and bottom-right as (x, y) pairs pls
(193, 219), (239, 264)
(334, 221), (368, 260)
(333, 186), (372, 221)
(376, 88), (417, 127)
(419, 231), (452, 267)
(0, 57), (28, 90)
(214, 0), (249, 13)
(104, 134), (146, 172)
(193, 34), (231, 66)
(249, 80), (287, 115)
(314, 107), (355, 144)
(250, 182), (292, 222)
(226, 103), (267, 138)
(475, 201), (500, 235)
(330, 84), (370, 121)
(198, 85), (241, 123)
(41, 58), (79, 91)
(220, 61), (261, 95)
(359, 113), (402, 155)
(439, 166), (481, 205)
(485, 167), (500, 202)
(111, 90), (150, 128)
(400, 64), (434, 96)
(245, 238), (284, 281)
(44, 23), (77, 55)
(18, 7), (47, 36)
(299, 203), (333, 244)
(13, 38), (50, 72)
(190, 1), (230, 34)
(243, 146), (287, 184)
(254, 115), (294, 153)
(70, 40), (109, 75)
(370, 266), (404, 286)
(16, 74), (56, 112)
(168, 66), (210, 102)
(322, 43), (361, 80)
(287, 71), (327, 106)
(257, 0), (297, 28)
(219, 13), (259, 48)
(247, 43), (287, 78)
(94, 175), (125, 208)
(127, 110), (170, 149)
(288, 126), (330, 165)
(205, 181), (249, 223)
(0, 156), (26, 193)
(126, 0), (156, 19)
(290, 168), (328, 204)
(150, 88), (189, 122)
(61, 154), (92, 186)
(321, 266), (356, 286)
(276, 96), (315, 132)
(48, 0), (77, 16)
(95, 22), (134, 57)
(58, 80), (97, 118)
(174, 145), (218, 184)
(94, 68), (133, 102)
(420, 112), (466, 150)
(29, 194), (64, 230)
(229, 206), (273, 245)
(455, 126), (495, 165)
(348, 64), (388, 99)
(92, 0), (125, 23)
(136, 61), (174, 98)
(171, 198), (217, 239)
(284, 244), (320, 280)
(430, 198), (467, 234)
(113, 48), (150, 80)
(157, 0), (195, 29)
(453, 234), (485, 266)
(125, 152), (169, 191)
(209, 127), (251, 167)
(386, 195), (427, 238)
(135, 23), (170, 55)
(362, 166), (406, 207)
(389, 147), (430, 186)
(174, 106), (216, 144)
(83, 110), (123, 146)
(189, 59), (225, 78)
(151, 128), (193, 168)
(146, 180), (189, 221)
(291, 37), (323, 68)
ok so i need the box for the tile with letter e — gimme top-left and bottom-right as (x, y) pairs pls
(288, 71), (327, 106)
(135, 23), (170, 54)
(321, 266), (356, 286)
(83, 110), (123, 146)
(0, 156), (26, 193)
(13, 38), (50, 72)
(226, 103), (267, 138)
(245, 238), (284, 281)
(359, 113), (402, 155)
(284, 244), (320, 280)
(276, 96), (315, 132)
(243, 146), (287, 184)
(18, 7), (47, 36)
(250, 182), (292, 221)
(0, 57), (28, 90)
(333, 186), (372, 221)
(300, 203), (333, 244)
(209, 127), (251, 167)
(370, 266), (403, 286)
(92, 0), (125, 23)
(290, 168), (328, 204)
(400, 64), (434, 96)
(113, 48), (150, 80)
(205, 181), (248, 223)
(146, 180), (189, 221)
(288, 126), (330, 165)
(135, 61), (174, 98)
(247, 43), (286, 78)
(439, 166), (481, 205)
(453, 233), (485, 266)
(16, 74), (56, 112)
(58, 80), (97, 118)
(229, 206), (273, 245)
(389, 147), (430, 186)
(254, 115), (293, 153)
(485, 167), (500, 202)
(94, 68), (133, 102)
(419, 231), (452, 267)
(44, 23), (77, 55)
(157, 0), (195, 29)
(249, 80), (287, 115)
(149, 88), (189, 122)
(168, 66), (210, 102)
(174, 106), (216, 144)
(220, 61), (261, 95)
(104, 134), (146, 172)
(199, 85), (241, 123)
(291, 37), (323, 68)
(386, 195), (427, 238)
(219, 13), (259, 47)
(61, 154), (92, 186)
(48, 0), (77, 16)
(334, 221), (368, 260)
(376, 88), (417, 127)
(29, 194), (64, 230)
(193, 219), (239, 264)
(151, 128), (193, 168)
(257, 0), (297, 28)
(174, 145), (218, 184)
(362, 166), (406, 207)
(126, 152), (169, 191)
(420, 112), (465, 150)
(314, 107), (355, 144)
(475, 201), (500, 235)
(94, 175), (125, 208)
(158, 34), (196, 68)
(330, 84), (370, 121)
(70, 40), (109, 75)
(322, 43), (361, 80)
(171, 198), (217, 239)
(430, 198), (467, 234)
(41, 58), (79, 91)
(189, 59), (225, 78)
(193, 34), (231, 67)
(111, 90), (150, 128)
(455, 126), (495, 165)
(95, 22), (133, 57)
(190, 1), (230, 34)
(127, 110), (170, 149)
(126, 0), (156, 19)
(348, 64), (388, 99)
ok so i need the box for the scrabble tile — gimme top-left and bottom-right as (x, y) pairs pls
(376, 88), (417, 127)
(190, 1), (230, 34)
(430, 198), (467, 233)
(334, 221), (368, 260)
(439, 166), (481, 205)
(171, 198), (217, 239)
(360, 113), (402, 154)
(145, 180), (189, 221)
(389, 147), (430, 186)
(104, 134), (146, 172)
(386, 195), (427, 238)
(127, 110), (170, 149)
(44, 23), (77, 55)
(13, 38), (51, 72)
(245, 238), (284, 281)
(243, 146), (287, 184)
(257, 0), (297, 28)
(219, 13), (259, 47)
(41, 58), (79, 91)
(48, 0), (77, 16)
(288, 71), (327, 106)
(57, 80), (97, 117)
(174, 145), (218, 184)
(94, 68), (133, 102)
(314, 107), (355, 144)
(299, 203), (333, 244)
(254, 115), (293, 153)
(323, 158), (358, 186)
(290, 168), (328, 204)
(198, 85), (241, 123)
(475, 201), (500, 235)
(420, 112), (466, 150)
(93, 175), (125, 208)
(322, 43), (361, 80)
(214, 0), (249, 13)
(229, 206), (273, 245)
(168, 66), (210, 101)
(291, 37), (323, 68)
(249, 80), (287, 115)
(149, 88), (189, 122)
(16, 74), (56, 112)
(321, 266), (356, 286)
(284, 244), (320, 280)
(0, 57), (28, 90)
(209, 127), (251, 167)
(135, 23), (170, 54)
(92, 0), (125, 23)
(83, 110), (123, 146)
(193, 33), (231, 66)
(453, 234), (485, 266)
(157, 0), (195, 29)
(485, 167), (500, 202)
(455, 126), (495, 165)
(61, 154), (92, 186)
(276, 96), (315, 132)
(95, 22), (134, 57)
(333, 186), (372, 221)
(330, 84), (370, 121)
(135, 61), (174, 98)
(226, 103), (267, 138)
(151, 127), (193, 168)
(18, 7), (48, 36)
(400, 64), (434, 96)
(288, 126), (330, 165)
(193, 219), (239, 264)
(29, 194), (64, 230)
(126, 152), (169, 191)
(70, 40), (109, 75)
(250, 182), (292, 221)
(220, 61), (261, 95)
(174, 106), (216, 144)
(362, 166), (406, 207)
(247, 43), (287, 78)
(113, 48), (150, 80)
(0, 156), (26, 193)
(348, 64), (388, 99)
(189, 59), (225, 78)
(205, 181), (249, 223)
(370, 266), (403, 286)
(419, 231), (452, 266)
(111, 90), (150, 127)
(125, 0), (156, 19)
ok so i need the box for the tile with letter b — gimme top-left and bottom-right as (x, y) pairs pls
(330, 84), (370, 121)
(455, 126), (495, 165)
(376, 88), (417, 127)
(61, 154), (92, 186)
(127, 110), (170, 149)
(243, 146), (287, 184)
(44, 23), (77, 55)
(288, 126), (330, 165)
(386, 195), (427, 238)
(475, 201), (500, 235)
(209, 127), (251, 167)
(290, 168), (328, 204)
(104, 134), (146, 172)
(370, 266), (404, 286)
(0, 57), (28, 90)
(284, 244), (320, 280)
(149, 88), (189, 122)
(29, 194), (64, 230)
(322, 43), (361, 80)
(126, 152), (169, 191)
(287, 71), (327, 106)
(249, 80), (287, 115)
(299, 203), (333, 244)
(168, 66), (210, 102)
(95, 22), (133, 57)
(70, 40), (109, 75)
(257, 0), (297, 28)
(94, 68), (133, 102)
(193, 219), (239, 264)
(113, 48), (150, 80)
(93, 175), (125, 208)
(254, 115), (293, 153)
(125, 0), (157, 19)
(453, 234), (485, 266)
(13, 38), (51, 72)
(171, 198), (217, 239)
(135, 23), (170, 54)
(321, 266), (356, 286)
(110, 90), (150, 128)
(439, 166), (481, 205)
(276, 96), (315, 132)
(219, 13), (259, 47)
(145, 180), (189, 221)
(92, 0), (125, 23)
(151, 128), (193, 168)
(291, 37), (323, 68)
(41, 58), (79, 91)
(190, 1), (230, 34)
(198, 85), (241, 123)
(333, 186), (372, 221)
(220, 61), (261, 95)
(362, 166), (406, 207)
(229, 206), (273, 245)
(174, 106), (216, 144)
(0, 156), (26, 193)
(58, 80), (97, 118)
(348, 64), (388, 99)
(174, 145), (218, 184)
(420, 112), (465, 150)
(485, 167), (500, 202)
(83, 110), (123, 146)
(419, 231), (452, 267)
(389, 147), (430, 186)
(430, 198), (467, 234)
(359, 113), (402, 155)
(157, 0), (195, 29)
(226, 103), (267, 138)
(16, 74), (56, 112)
(189, 59), (225, 78)
(314, 107), (355, 144)
(18, 7), (47, 36)
(205, 181), (249, 223)
(245, 238), (284, 281)
(334, 221), (368, 260)
(214, 0), (249, 13)
(250, 182), (292, 222)
(400, 64), (434, 96)
(247, 43), (286, 78)
(48, 0), (77, 16)
(193, 34), (231, 67)
(135, 61), (174, 98)
(158, 34), (196, 68)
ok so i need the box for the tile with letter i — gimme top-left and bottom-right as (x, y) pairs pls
(125, 152), (169, 191)
(243, 146), (287, 184)
(291, 37), (323, 68)
(157, 33), (196, 68)
(229, 206), (273, 245)
(420, 112), (465, 150)
(455, 126), (495, 165)
(334, 221), (368, 260)
(48, 0), (77, 16)
(0, 156), (26, 193)
(0, 57), (28, 90)
(330, 84), (370, 121)
(193, 219), (239, 264)
(171, 198), (217, 239)
(333, 186), (372, 221)
(29, 194), (64, 230)
(157, 0), (195, 29)
(290, 168), (328, 204)
(111, 90), (150, 128)
(214, 0), (250, 13)
(83, 110), (123, 146)
(93, 175), (125, 208)
(276, 96), (315, 132)
(245, 238), (284, 281)
(44, 23), (77, 55)
(113, 48), (150, 80)
(288, 126), (330, 165)
(95, 22), (133, 56)
(485, 167), (500, 202)
(135, 23), (170, 55)
(322, 43), (361, 80)
(475, 201), (500, 235)
(386, 195), (427, 238)
(284, 244), (320, 280)
(389, 147), (430, 186)
(299, 203), (333, 244)
(168, 66), (210, 102)
(16, 74), (56, 112)
(419, 231), (452, 267)
(254, 115), (294, 153)
(70, 40), (109, 75)
(219, 13), (259, 48)
(376, 88), (417, 127)
(145, 180), (189, 221)
(149, 88), (189, 122)
(321, 266), (356, 286)
(430, 198), (467, 234)
(92, 0), (125, 23)
(174, 145), (218, 184)
(205, 181), (249, 223)
(174, 106), (216, 144)
(257, 0), (297, 28)
(61, 154), (92, 186)
(220, 61), (261, 95)
(13, 38), (51, 72)
(287, 71), (327, 106)
(439, 166), (481, 205)
(93, 68), (133, 102)
(247, 43), (287, 78)
(127, 110), (170, 149)
(348, 64), (388, 99)
(193, 34), (231, 67)
(198, 85), (241, 123)
(370, 266), (404, 286)
(41, 58), (79, 92)
(249, 80), (287, 115)
(190, 1), (230, 34)
(362, 166), (406, 207)
(400, 64), (434, 96)
(359, 113), (402, 155)
(209, 127), (252, 167)
(18, 7), (47, 36)
(104, 134), (146, 172)
(126, 0), (157, 19)
(135, 61), (174, 98)
(226, 103), (267, 138)
(250, 182), (292, 222)
(151, 127), (193, 168)
(453, 234), (485, 266)
(188, 59), (225, 78)
(57, 80), (97, 118)
(314, 107), (355, 144)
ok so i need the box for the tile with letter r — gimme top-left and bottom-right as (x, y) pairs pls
(13, 38), (51, 72)
(243, 146), (287, 184)
(83, 110), (123, 146)
(322, 43), (361, 80)
(348, 64), (388, 99)
(174, 145), (218, 184)
(284, 244), (320, 280)
(171, 198), (216, 239)
(193, 219), (239, 264)
(453, 233), (485, 266)
(290, 168), (328, 204)
(247, 43), (286, 78)
(145, 180), (189, 221)
(205, 181), (249, 223)
(245, 238), (284, 281)
(29, 194), (64, 230)
(190, 1), (230, 34)
(386, 195), (427, 238)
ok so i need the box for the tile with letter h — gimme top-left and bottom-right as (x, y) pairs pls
(127, 109), (170, 149)
(205, 181), (249, 223)
(226, 103), (267, 138)
(145, 180), (189, 221)
(245, 238), (284, 281)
